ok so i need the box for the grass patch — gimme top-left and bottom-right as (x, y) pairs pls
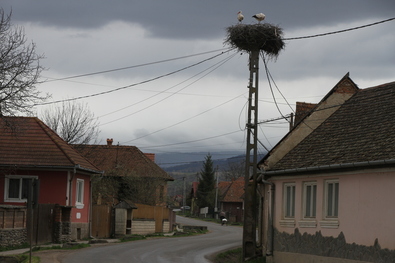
(0, 255), (40, 263)
(120, 235), (147, 242)
(0, 243), (29, 252)
(214, 247), (265, 263)
(31, 243), (90, 252)
(62, 243), (90, 250)
(19, 255), (40, 263)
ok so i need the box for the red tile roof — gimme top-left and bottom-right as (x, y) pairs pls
(219, 177), (244, 203)
(74, 144), (173, 181)
(0, 116), (100, 173)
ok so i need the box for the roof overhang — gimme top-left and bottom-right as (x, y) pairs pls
(0, 164), (103, 175)
(260, 159), (395, 177)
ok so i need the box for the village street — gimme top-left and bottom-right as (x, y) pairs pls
(60, 216), (242, 263)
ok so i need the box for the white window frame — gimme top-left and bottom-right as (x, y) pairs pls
(303, 182), (317, 218)
(283, 183), (296, 218)
(75, 179), (84, 209)
(324, 180), (339, 218)
(4, 175), (37, 202)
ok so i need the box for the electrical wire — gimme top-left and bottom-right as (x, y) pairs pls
(43, 48), (233, 82)
(261, 53), (290, 123)
(121, 91), (246, 144)
(100, 52), (239, 126)
(283, 17), (395, 41)
(130, 129), (243, 149)
(33, 50), (233, 106)
(98, 52), (238, 121)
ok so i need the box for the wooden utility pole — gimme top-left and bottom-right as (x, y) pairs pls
(242, 49), (260, 260)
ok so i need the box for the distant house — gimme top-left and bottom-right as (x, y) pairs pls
(74, 139), (174, 206)
(0, 116), (101, 245)
(218, 177), (244, 223)
(258, 74), (395, 263)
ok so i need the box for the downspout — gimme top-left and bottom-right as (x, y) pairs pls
(69, 166), (77, 207)
(89, 175), (93, 238)
(261, 178), (275, 257)
(256, 185), (264, 249)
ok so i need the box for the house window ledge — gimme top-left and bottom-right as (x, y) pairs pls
(279, 219), (295, 228)
(298, 220), (317, 228)
(75, 203), (84, 209)
(320, 220), (339, 228)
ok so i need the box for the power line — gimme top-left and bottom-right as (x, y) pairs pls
(43, 48), (233, 82)
(121, 91), (246, 144)
(283, 17), (395, 41)
(98, 52), (238, 122)
(132, 129), (243, 149)
(34, 50), (233, 106)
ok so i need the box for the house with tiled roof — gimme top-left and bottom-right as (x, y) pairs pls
(218, 177), (244, 223)
(258, 74), (395, 263)
(0, 116), (102, 245)
(74, 139), (174, 207)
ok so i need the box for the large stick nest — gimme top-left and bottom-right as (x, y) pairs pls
(225, 23), (285, 58)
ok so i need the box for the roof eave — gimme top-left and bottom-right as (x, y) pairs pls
(0, 164), (103, 175)
(261, 159), (395, 177)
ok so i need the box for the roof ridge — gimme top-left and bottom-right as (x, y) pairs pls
(34, 117), (100, 171)
(34, 117), (77, 165)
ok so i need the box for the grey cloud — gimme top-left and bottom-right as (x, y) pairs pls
(2, 0), (394, 40)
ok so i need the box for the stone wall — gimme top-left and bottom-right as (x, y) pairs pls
(163, 220), (170, 232)
(131, 219), (155, 235)
(53, 221), (71, 243)
(70, 222), (89, 241)
(0, 229), (27, 247)
(274, 228), (395, 263)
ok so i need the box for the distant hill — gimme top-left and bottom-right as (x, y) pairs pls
(156, 152), (266, 173)
(161, 152), (267, 200)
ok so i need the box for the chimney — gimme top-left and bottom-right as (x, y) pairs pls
(106, 138), (113, 146)
(144, 153), (155, 162)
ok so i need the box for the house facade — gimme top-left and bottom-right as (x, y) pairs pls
(74, 139), (174, 207)
(218, 177), (244, 223)
(0, 117), (101, 245)
(258, 74), (395, 263)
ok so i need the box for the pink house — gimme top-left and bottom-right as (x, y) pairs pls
(0, 116), (101, 244)
(259, 74), (395, 262)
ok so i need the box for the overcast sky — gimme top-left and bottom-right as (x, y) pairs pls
(2, 1), (394, 156)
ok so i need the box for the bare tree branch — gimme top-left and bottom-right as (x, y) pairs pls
(41, 100), (100, 144)
(0, 8), (49, 116)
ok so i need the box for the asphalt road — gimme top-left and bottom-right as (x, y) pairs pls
(63, 215), (242, 263)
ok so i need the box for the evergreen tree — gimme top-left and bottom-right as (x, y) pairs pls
(196, 154), (216, 208)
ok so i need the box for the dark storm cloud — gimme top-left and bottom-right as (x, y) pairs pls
(2, 0), (394, 39)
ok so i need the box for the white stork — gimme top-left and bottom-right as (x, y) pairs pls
(237, 11), (244, 23)
(252, 13), (266, 23)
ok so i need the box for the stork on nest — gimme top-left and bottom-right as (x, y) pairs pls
(224, 23), (285, 59)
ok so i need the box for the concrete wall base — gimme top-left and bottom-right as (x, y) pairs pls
(269, 252), (371, 263)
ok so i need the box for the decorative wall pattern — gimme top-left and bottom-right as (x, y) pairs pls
(274, 228), (395, 263)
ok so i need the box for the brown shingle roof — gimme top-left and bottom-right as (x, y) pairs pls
(219, 177), (244, 203)
(0, 117), (100, 173)
(268, 80), (395, 171)
(74, 144), (173, 181)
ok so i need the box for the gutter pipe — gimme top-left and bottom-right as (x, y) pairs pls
(260, 178), (275, 256)
(261, 159), (395, 176)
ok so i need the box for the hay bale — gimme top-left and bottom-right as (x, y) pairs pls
(225, 23), (285, 58)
